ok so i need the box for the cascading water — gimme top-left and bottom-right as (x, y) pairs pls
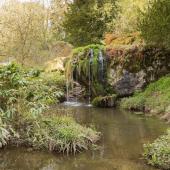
(75, 65), (78, 103)
(66, 78), (69, 102)
(98, 50), (104, 82)
(88, 49), (94, 105)
(65, 58), (83, 107)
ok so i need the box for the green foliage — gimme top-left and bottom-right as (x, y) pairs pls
(120, 94), (146, 111)
(139, 0), (170, 48)
(63, 0), (117, 46)
(0, 63), (65, 118)
(143, 129), (170, 169)
(114, 0), (150, 34)
(0, 63), (99, 153)
(120, 76), (170, 114)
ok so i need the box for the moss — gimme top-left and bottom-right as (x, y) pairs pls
(92, 94), (117, 108)
(65, 44), (108, 97)
(73, 44), (105, 55)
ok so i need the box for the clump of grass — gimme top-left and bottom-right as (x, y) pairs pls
(12, 115), (100, 154)
(143, 129), (170, 170)
(0, 118), (11, 148)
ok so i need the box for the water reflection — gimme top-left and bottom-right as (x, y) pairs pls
(0, 105), (167, 170)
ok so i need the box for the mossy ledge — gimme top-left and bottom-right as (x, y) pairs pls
(92, 94), (117, 108)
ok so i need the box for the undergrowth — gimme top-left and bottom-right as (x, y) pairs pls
(0, 63), (99, 153)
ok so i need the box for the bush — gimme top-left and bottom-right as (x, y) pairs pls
(0, 118), (11, 148)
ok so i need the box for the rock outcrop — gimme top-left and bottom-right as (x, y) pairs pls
(107, 45), (170, 96)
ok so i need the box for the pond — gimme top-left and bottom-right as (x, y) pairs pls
(0, 103), (167, 170)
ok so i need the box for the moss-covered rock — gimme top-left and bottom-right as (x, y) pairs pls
(65, 44), (111, 98)
(92, 94), (117, 108)
(65, 39), (170, 99)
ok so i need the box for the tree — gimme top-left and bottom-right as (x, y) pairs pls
(139, 0), (170, 48)
(62, 0), (117, 47)
(114, 0), (150, 34)
(0, 0), (50, 65)
(50, 0), (70, 41)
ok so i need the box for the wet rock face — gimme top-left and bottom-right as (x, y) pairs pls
(107, 45), (170, 97)
(109, 69), (146, 97)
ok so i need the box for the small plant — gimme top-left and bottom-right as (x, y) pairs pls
(0, 118), (11, 148)
(143, 129), (170, 169)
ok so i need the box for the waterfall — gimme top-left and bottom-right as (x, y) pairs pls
(75, 65), (78, 103)
(98, 50), (104, 82)
(88, 49), (94, 105)
(66, 78), (69, 102)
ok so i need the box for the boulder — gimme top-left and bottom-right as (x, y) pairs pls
(92, 94), (117, 107)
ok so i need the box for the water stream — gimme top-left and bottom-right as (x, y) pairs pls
(98, 50), (104, 82)
(0, 104), (168, 170)
(88, 49), (94, 105)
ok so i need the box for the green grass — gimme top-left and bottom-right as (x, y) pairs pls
(120, 76), (170, 114)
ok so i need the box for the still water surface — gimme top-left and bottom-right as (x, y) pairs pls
(0, 104), (167, 170)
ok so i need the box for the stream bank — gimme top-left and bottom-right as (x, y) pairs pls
(0, 105), (168, 170)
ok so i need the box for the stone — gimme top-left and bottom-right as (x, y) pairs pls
(92, 94), (117, 108)
(108, 68), (146, 97)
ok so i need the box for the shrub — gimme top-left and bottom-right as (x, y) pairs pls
(120, 94), (146, 111)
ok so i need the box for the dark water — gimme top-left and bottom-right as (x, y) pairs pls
(0, 104), (168, 170)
